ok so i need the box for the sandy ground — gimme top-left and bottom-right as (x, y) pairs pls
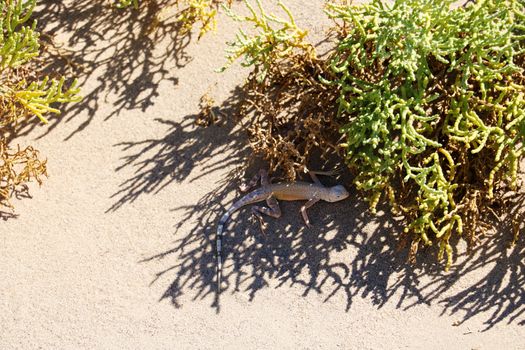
(1, 1), (524, 349)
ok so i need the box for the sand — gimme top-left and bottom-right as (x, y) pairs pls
(1, 1), (524, 349)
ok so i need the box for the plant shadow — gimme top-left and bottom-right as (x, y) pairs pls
(101, 73), (525, 326)
(19, 0), (194, 140)
(106, 85), (249, 211)
(34, 0), (523, 329)
(139, 145), (525, 328)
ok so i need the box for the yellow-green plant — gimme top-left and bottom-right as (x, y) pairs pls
(219, 0), (340, 179)
(4, 76), (80, 124)
(115, 0), (231, 38)
(1, 0), (81, 209)
(116, 0), (139, 8)
(219, 0), (314, 81)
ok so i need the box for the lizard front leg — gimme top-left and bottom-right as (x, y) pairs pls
(251, 196), (281, 234)
(301, 198), (320, 228)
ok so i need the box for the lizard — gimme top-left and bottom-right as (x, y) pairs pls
(215, 169), (350, 294)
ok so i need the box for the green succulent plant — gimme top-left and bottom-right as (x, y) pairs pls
(325, 0), (525, 268)
(222, 0), (525, 269)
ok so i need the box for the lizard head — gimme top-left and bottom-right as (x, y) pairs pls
(326, 185), (350, 202)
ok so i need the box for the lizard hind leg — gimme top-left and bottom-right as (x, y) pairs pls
(239, 169), (269, 192)
(251, 196), (281, 234)
(308, 168), (342, 185)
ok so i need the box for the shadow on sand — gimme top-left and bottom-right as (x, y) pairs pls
(106, 86), (249, 212)
(34, 0), (523, 331)
(148, 178), (524, 329)
(111, 86), (525, 328)
(20, 0), (193, 140)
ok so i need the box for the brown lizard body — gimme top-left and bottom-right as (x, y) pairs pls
(216, 170), (349, 294)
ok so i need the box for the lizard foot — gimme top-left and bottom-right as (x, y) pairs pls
(301, 198), (319, 228)
(251, 207), (268, 236)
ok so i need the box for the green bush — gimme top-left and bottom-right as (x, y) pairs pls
(223, 0), (525, 268)
(325, 0), (525, 268)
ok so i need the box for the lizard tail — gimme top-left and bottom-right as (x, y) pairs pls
(216, 211), (231, 294)
(216, 187), (267, 295)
